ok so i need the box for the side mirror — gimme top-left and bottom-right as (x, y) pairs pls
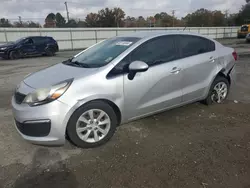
(128, 61), (149, 80)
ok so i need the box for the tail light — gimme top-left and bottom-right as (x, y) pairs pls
(232, 51), (238, 61)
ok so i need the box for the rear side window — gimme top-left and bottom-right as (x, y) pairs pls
(45, 37), (56, 43)
(178, 35), (215, 58)
(32, 37), (46, 44)
(130, 35), (178, 66)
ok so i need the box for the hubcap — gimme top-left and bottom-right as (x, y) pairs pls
(211, 82), (228, 103)
(76, 109), (111, 143)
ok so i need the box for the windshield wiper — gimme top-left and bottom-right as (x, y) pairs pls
(64, 58), (90, 68)
(72, 61), (90, 68)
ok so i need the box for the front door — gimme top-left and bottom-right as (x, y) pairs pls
(21, 38), (36, 56)
(123, 35), (183, 121)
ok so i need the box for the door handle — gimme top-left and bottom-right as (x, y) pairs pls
(209, 56), (215, 63)
(170, 67), (181, 74)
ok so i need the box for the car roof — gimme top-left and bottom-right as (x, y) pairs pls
(27, 36), (51, 38)
(119, 31), (211, 40)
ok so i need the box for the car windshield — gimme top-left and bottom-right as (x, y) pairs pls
(71, 37), (140, 68)
(14, 38), (26, 44)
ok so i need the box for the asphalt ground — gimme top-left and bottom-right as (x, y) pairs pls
(0, 39), (250, 188)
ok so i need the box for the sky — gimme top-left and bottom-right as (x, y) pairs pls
(0, 0), (246, 23)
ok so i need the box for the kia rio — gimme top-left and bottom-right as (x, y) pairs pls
(12, 32), (237, 148)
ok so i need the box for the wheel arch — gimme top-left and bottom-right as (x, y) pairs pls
(217, 68), (231, 85)
(204, 68), (231, 99)
(64, 98), (122, 136)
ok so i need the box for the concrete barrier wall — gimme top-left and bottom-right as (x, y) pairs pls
(0, 27), (239, 50)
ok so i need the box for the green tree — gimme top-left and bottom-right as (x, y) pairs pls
(98, 8), (116, 27)
(85, 13), (100, 27)
(66, 19), (78, 27)
(124, 16), (136, 27)
(227, 14), (238, 26)
(44, 13), (56, 27)
(26, 21), (41, 28)
(77, 20), (86, 27)
(55, 13), (66, 27)
(113, 7), (125, 27)
(154, 12), (173, 27)
(147, 16), (155, 27)
(212, 11), (225, 26)
(0, 18), (12, 27)
(183, 9), (214, 27)
(13, 21), (23, 27)
(237, 3), (250, 24)
(136, 16), (147, 27)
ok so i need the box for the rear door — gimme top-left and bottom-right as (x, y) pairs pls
(32, 37), (46, 54)
(176, 35), (218, 103)
(122, 35), (183, 120)
(47, 37), (59, 51)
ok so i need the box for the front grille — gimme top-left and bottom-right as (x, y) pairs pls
(14, 92), (26, 104)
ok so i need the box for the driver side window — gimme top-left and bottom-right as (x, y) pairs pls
(107, 35), (178, 78)
(23, 38), (33, 45)
(130, 36), (178, 66)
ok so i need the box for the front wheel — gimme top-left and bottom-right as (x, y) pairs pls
(67, 101), (118, 148)
(203, 76), (230, 105)
(9, 50), (20, 60)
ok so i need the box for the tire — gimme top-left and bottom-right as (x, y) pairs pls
(203, 76), (230, 105)
(9, 50), (20, 60)
(66, 101), (118, 148)
(45, 48), (55, 56)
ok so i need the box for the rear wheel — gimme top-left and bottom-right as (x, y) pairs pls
(67, 101), (118, 148)
(9, 51), (20, 60)
(45, 48), (55, 56)
(203, 76), (230, 105)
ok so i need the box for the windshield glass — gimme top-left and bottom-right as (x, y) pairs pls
(71, 37), (140, 68)
(14, 38), (26, 44)
(241, 25), (249, 32)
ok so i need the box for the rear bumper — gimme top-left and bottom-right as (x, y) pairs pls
(229, 65), (236, 85)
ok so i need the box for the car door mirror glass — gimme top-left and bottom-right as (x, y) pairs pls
(129, 61), (148, 72)
(128, 61), (148, 80)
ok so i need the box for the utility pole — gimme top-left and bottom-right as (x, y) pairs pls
(18, 16), (22, 26)
(172, 10), (175, 27)
(64, 1), (70, 22)
(224, 9), (229, 26)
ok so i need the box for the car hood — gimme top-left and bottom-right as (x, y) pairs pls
(0, 42), (15, 48)
(23, 63), (99, 89)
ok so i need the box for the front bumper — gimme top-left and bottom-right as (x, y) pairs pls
(0, 51), (8, 58)
(237, 32), (248, 38)
(12, 97), (72, 146)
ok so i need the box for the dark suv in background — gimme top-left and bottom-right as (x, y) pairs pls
(0, 36), (59, 60)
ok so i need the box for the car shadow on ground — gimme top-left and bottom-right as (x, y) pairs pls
(10, 148), (78, 188)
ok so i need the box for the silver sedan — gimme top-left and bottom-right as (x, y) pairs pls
(12, 32), (237, 148)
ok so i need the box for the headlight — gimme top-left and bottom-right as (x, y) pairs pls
(23, 79), (73, 106)
(0, 47), (7, 50)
